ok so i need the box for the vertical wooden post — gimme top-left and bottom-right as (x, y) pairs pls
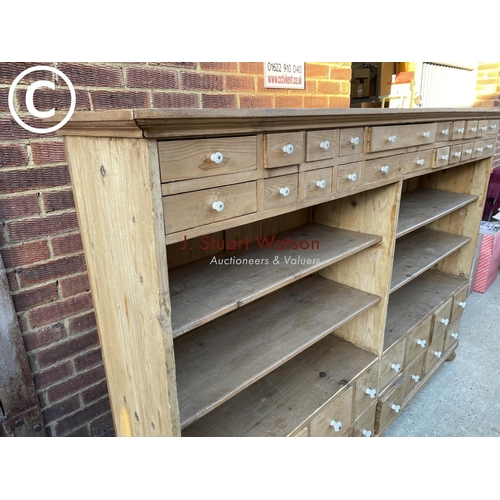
(65, 136), (180, 437)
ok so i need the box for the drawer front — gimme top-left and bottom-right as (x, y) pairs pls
(472, 140), (485, 159)
(436, 121), (452, 141)
(375, 376), (404, 433)
(451, 284), (468, 323)
(364, 155), (404, 183)
(367, 122), (437, 152)
(380, 340), (405, 392)
(304, 167), (333, 200)
(484, 139), (496, 155)
(265, 132), (304, 168)
(464, 120), (479, 139)
(337, 162), (363, 192)
(306, 130), (337, 161)
(402, 150), (434, 175)
(432, 297), (453, 341)
(163, 182), (257, 234)
(451, 120), (466, 141)
(264, 174), (299, 209)
(487, 119), (499, 136)
(449, 144), (463, 164)
(405, 315), (432, 366)
(159, 136), (257, 182)
(432, 146), (450, 168)
(461, 142), (474, 162)
(478, 120), (489, 137)
(339, 127), (364, 156)
(402, 351), (426, 400)
(310, 386), (353, 437)
(354, 360), (379, 418)
(444, 316), (462, 352)
(353, 402), (377, 437)
(424, 331), (445, 374)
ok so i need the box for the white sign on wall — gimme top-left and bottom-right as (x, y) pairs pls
(264, 62), (305, 89)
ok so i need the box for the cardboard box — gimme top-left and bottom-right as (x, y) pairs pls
(472, 222), (500, 293)
(352, 68), (371, 80)
(350, 79), (376, 98)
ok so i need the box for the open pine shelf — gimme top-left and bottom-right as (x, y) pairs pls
(169, 223), (381, 337)
(397, 188), (478, 238)
(390, 228), (470, 294)
(384, 269), (467, 350)
(174, 274), (380, 429)
(182, 334), (376, 437)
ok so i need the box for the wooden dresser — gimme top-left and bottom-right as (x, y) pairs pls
(56, 108), (500, 437)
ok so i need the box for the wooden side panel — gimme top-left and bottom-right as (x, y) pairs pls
(419, 159), (491, 278)
(64, 136), (180, 437)
(313, 182), (400, 355)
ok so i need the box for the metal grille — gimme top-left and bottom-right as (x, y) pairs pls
(421, 62), (476, 108)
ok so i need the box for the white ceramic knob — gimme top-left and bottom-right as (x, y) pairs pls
(451, 332), (459, 339)
(459, 301), (466, 308)
(351, 137), (360, 146)
(487, 144), (493, 149)
(466, 149), (472, 154)
(320, 140), (330, 150)
(416, 159), (425, 166)
(491, 124), (497, 130)
(458, 128), (465, 133)
(441, 318), (449, 326)
(416, 339), (427, 348)
(482, 126), (488, 131)
(211, 152), (224, 164)
(279, 187), (290, 197)
(434, 351), (442, 358)
(362, 429), (372, 437)
(391, 363), (401, 372)
(348, 173), (357, 181)
(283, 144), (294, 155)
(380, 165), (390, 173)
(441, 154), (449, 161)
(442, 129), (449, 135)
(423, 131), (431, 138)
(471, 127), (478, 132)
(329, 419), (342, 432)
(316, 180), (326, 189)
(454, 152), (462, 157)
(365, 387), (377, 399)
(477, 147), (484, 152)
(391, 404), (401, 413)
(411, 374), (420, 382)
(388, 135), (397, 143)
(212, 201), (224, 212)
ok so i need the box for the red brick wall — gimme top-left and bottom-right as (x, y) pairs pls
(475, 62), (500, 169)
(0, 62), (351, 436)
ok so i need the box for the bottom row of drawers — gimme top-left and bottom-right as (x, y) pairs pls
(292, 284), (467, 437)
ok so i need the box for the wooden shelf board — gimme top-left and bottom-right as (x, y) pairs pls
(182, 335), (376, 437)
(169, 224), (381, 337)
(175, 275), (380, 429)
(397, 189), (478, 238)
(384, 270), (467, 350)
(390, 228), (470, 294)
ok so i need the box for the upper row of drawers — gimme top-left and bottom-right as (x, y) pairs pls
(159, 119), (499, 182)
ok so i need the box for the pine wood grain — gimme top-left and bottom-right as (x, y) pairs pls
(182, 335), (376, 437)
(169, 224), (382, 337)
(397, 189), (478, 238)
(174, 275), (380, 428)
(391, 228), (470, 293)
